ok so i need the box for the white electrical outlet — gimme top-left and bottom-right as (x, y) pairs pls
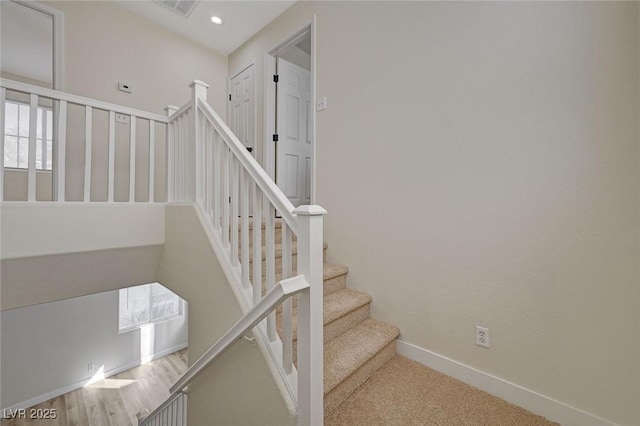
(88, 363), (95, 372)
(475, 326), (490, 348)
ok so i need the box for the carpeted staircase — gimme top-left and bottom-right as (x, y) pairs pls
(239, 221), (559, 425)
(242, 220), (400, 418)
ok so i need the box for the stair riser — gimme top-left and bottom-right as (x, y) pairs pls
(324, 341), (397, 415)
(280, 302), (371, 345)
(323, 274), (347, 296)
(324, 304), (370, 343)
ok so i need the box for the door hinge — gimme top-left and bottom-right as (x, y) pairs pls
(273, 74), (279, 83)
(228, 94), (231, 101)
(273, 134), (279, 142)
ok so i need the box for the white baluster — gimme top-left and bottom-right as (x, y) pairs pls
(282, 222), (293, 373)
(190, 80), (208, 205)
(181, 114), (187, 202)
(84, 106), (93, 202)
(180, 113), (186, 202)
(0, 87), (5, 201)
(265, 201), (276, 341)
(107, 111), (115, 202)
(27, 94), (38, 201)
(222, 144), (230, 247)
(129, 116), (136, 202)
(252, 181), (263, 305)
(240, 168), (250, 288)
(205, 123), (213, 218)
(55, 100), (67, 201)
(294, 205), (327, 426)
(213, 132), (221, 230)
(149, 119), (155, 202)
(164, 105), (178, 203)
(231, 157), (239, 266)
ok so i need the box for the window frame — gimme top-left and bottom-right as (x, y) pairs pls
(118, 283), (184, 333)
(3, 99), (54, 171)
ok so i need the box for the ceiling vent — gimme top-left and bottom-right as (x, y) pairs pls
(156, 0), (198, 18)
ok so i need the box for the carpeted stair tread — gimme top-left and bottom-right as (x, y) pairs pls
(276, 288), (372, 341)
(324, 289), (371, 325)
(324, 318), (400, 394)
(261, 263), (349, 299)
(322, 263), (349, 281)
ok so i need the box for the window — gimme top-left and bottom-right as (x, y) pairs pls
(3, 100), (53, 170)
(119, 283), (184, 332)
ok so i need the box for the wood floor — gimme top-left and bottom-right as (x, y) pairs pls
(1, 349), (187, 426)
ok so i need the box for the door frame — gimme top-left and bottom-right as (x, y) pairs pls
(227, 61), (257, 152)
(9, 0), (65, 90)
(263, 16), (316, 204)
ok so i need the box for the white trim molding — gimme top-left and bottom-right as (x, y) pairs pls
(263, 18), (317, 204)
(396, 340), (618, 426)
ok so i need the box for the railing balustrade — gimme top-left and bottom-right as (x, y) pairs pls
(0, 77), (325, 425)
(152, 80), (326, 425)
(0, 78), (168, 203)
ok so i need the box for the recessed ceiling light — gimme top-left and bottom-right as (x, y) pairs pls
(210, 16), (222, 25)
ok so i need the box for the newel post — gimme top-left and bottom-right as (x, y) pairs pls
(293, 205), (327, 426)
(164, 105), (178, 202)
(190, 80), (208, 204)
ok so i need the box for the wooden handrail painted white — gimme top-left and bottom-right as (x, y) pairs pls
(0, 78), (168, 123)
(169, 275), (310, 395)
(197, 98), (299, 234)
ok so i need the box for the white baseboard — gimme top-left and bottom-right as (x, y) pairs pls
(2, 342), (188, 412)
(396, 340), (617, 426)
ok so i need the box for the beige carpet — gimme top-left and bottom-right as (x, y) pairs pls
(325, 355), (559, 426)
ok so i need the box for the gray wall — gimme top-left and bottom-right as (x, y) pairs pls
(158, 205), (295, 426)
(1, 288), (187, 409)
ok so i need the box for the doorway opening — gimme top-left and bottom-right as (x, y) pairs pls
(264, 20), (315, 207)
(228, 63), (256, 156)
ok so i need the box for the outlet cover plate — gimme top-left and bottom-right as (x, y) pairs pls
(475, 326), (490, 348)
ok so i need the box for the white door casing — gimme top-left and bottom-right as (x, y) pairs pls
(228, 64), (255, 153)
(276, 57), (311, 207)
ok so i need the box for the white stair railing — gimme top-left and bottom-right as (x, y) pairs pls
(139, 276), (310, 426)
(138, 390), (188, 426)
(0, 78), (169, 203)
(160, 80), (326, 425)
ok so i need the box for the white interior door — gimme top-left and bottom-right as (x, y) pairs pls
(228, 64), (255, 153)
(276, 57), (311, 207)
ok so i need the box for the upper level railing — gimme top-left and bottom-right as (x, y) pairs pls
(152, 81), (326, 425)
(0, 78), (169, 203)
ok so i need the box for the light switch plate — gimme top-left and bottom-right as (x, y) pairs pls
(316, 97), (327, 111)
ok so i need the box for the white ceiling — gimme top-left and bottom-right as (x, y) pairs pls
(0, 1), (53, 84)
(114, 0), (297, 56)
